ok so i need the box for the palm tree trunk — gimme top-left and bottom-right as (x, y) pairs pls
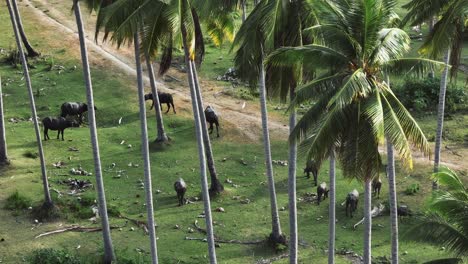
(181, 25), (217, 264)
(73, 2), (115, 262)
(144, 51), (168, 143)
(0, 77), (8, 165)
(190, 60), (224, 195)
(133, 32), (160, 264)
(259, 56), (284, 244)
(363, 179), (372, 264)
(11, 0), (39, 57)
(288, 90), (298, 263)
(328, 148), (336, 264)
(241, 0), (247, 22)
(433, 49), (450, 189)
(6, 0), (52, 207)
(386, 138), (398, 264)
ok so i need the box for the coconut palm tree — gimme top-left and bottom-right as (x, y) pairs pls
(10, 0), (39, 57)
(145, 52), (169, 143)
(5, 0), (53, 209)
(267, 0), (442, 262)
(328, 148), (336, 264)
(402, 0), (467, 186)
(72, 1), (115, 262)
(0, 77), (8, 165)
(405, 167), (468, 263)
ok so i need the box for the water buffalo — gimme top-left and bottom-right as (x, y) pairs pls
(372, 178), (382, 198)
(42, 117), (79, 141)
(174, 178), (187, 206)
(346, 189), (359, 218)
(304, 159), (319, 186)
(60, 102), (95, 124)
(204, 106), (219, 137)
(317, 182), (329, 205)
(144, 92), (176, 114)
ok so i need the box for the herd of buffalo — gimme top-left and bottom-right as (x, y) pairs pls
(42, 92), (409, 217)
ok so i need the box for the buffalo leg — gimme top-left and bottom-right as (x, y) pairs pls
(305, 171), (310, 178)
(215, 121), (219, 137)
(171, 102), (176, 114)
(44, 128), (48, 140)
(150, 99), (154, 110)
(313, 172), (318, 186)
(166, 103), (170, 114)
(346, 202), (349, 217)
(208, 122), (213, 134)
(61, 130), (64, 141)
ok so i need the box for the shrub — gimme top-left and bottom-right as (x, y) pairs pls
(405, 183), (420, 195)
(394, 78), (467, 113)
(4, 190), (32, 210)
(28, 248), (81, 264)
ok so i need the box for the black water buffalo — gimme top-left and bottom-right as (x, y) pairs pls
(42, 117), (79, 141)
(317, 182), (329, 205)
(304, 159), (319, 186)
(204, 106), (219, 137)
(60, 102), (95, 124)
(397, 205), (412, 221)
(346, 189), (359, 217)
(372, 178), (382, 198)
(144, 92), (176, 114)
(174, 178), (187, 206)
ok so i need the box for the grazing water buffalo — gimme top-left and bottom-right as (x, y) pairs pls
(42, 117), (79, 141)
(397, 205), (412, 221)
(317, 182), (329, 205)
(304, 159), (319, 186)
(144, 92), (176, 114)
(346, 189), (359, 218)
(60, 102), (95, 124)
(372, 178), (382, 198)
(204, 106), (219, 137)
(174, 178), (187, 206)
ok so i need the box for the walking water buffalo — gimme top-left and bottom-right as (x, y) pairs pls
(372, 178), (382, 198)
(204, 106), (219, 137)
(317, 182), (329, 205)
(42, 117), (79, 141)
(144, 92), (176, 114)
(346, 189), (359, 217)
(60, 102), (95, 124)
(304, 159), (319, 186)
(174, 178), (187, 206)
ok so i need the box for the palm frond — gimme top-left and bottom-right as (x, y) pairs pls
(384, 58), (448, 78)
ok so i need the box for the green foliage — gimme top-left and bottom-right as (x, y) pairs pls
(4, 190), (32, 210)
(405, 183), (420, 195)
(28, 248), (81, 264)
(222, 87), (259, 101)
(394, 78), (467, 112)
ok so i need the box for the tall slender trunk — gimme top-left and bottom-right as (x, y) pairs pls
(433, 49), (450, 189)
(11, 0), (39, 57)
(328, 148), (336, 264)
(386, 138), (398, 264)
(6, 0), (52, 207)
(190, 60), (224, 195)
(259, 56), (284, 244)
(0, 77), (8, 164)
(241, 0), (247, 22)
(134, 32), (159, 264)
(288, 89), (298, 263)
(145, 51), (168, 143)
(73, 2), (115, 262)
(181, 26), (217, 264)
(363, 179), (372, 264)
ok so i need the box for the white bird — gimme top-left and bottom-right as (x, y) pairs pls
(241, 101), (246, 109)
(118, 117), (122, 125)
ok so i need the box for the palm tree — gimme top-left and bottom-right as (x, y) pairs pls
(328, 148), (336, 264)
(145, 51), (169, 143)
(232, 0), (316, 253)
(405, 167), (468, 262)
(0, 77), (8, 165)
(6, 0), (53, 209)
(72, 1), (115, 262)
(402, 0), (467, 188)
(133, 31), (160, 264)
(267, 0), (441, 262)
(190, 60), (224, 194)
(10, 0), (40, 57)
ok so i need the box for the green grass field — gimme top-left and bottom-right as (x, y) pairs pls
(0, 1), (467, 263)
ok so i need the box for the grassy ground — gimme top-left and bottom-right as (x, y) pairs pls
(0, 2), (467, 264)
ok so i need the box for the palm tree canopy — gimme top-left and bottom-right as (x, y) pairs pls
(266, 0), (444, 180)
(402, 0), (467, 77)
(405, 167), (468, 257)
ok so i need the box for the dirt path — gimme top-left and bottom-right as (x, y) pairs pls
(22, 0), (465, 171)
